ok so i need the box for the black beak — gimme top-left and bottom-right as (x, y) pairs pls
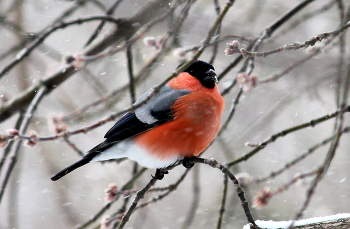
(206, 69), (218, 84)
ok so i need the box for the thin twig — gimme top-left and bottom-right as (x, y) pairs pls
(209, 0), (221, 65)
(259, 21), (350, 84)
(335, 2), (349, 108)
(216, 174), (228, 229)
(75, 168), (147, 229)
(237, 21), (350, 58)
(126, 45), (136, 103)
(247, 0), (316, 75)
(0, 86), (47, 203)
(288, 53), (350, 228)
(63, 137), (85, 157)
(84, 0), (124, 47)
(219, 86), (243, 134)
(135, 168), (191, 210)
(228, 105), (350, 167)
(0, 0), (92, 62)
(219, 0), (316, 82)
(0, 15), (122, 79)
(0, 113), (24, 174)
(273, 0), (338, 40)
(187, 157), (256, 226)
(255, 126), (350, 183)
(275, 170), (317, 195)
(181, 166), (200, 229)
(116, 176), (158, 229)
(0, 0), (173, 123)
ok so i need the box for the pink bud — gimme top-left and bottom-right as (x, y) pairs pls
(26, 130), (38, 147)
(104, 183), (118, 202)
(6, 129), (19, 136)
(143, 37), (157, 47)
(253, 187), (273, 208)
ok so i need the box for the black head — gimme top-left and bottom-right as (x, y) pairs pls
(177, 60), (218, 89)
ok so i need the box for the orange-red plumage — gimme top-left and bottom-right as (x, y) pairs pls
(134, 72), (224, 159)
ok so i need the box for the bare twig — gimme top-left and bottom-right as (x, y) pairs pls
(275, 170), (317, 195)
(248, 0), (316, 74)
(256, 126), (350, 183)
(236, 21), (350, 58)
(181, 166), (200, 229)
(219, 86), (243, 134)
(63, 138), (85, 157)
(216, 174), (228, 229)
(186, 157), (256, 226)
(126, 45), (136, 103)
(75, 168), (147, 229)
(273, 0), (338, 39)
(0, 113), (24, 174)
(259, 21), (350, 84)
(219, 0), (316, 84)
(288, 51), (350, 228)
(209, 0), (221, 65)
(0, 86), (47, 203)
(228, 105), (350, 167)
(84, 0), (124, 47)
(135, 168), (191, 210)
(116, 176), (158, 229)
(0, 15), (122, 79)
(0, 0), (173, 123)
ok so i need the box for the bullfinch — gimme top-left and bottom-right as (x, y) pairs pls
(51, 60), (224, 181)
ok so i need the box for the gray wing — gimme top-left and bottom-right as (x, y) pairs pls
(134, 85), (190, 124)
(104, 85), (190, 140)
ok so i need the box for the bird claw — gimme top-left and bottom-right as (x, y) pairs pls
(153, 169), (168, 180)
(182, 157), (195, 168)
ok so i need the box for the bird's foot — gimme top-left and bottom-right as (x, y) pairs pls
(152, 169), (168, 180)
(182, 157), (195, 168)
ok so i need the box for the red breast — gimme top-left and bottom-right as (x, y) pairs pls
(134, 72), (224, 159)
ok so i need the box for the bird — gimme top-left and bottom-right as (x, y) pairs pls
(51, 60), (224, 181)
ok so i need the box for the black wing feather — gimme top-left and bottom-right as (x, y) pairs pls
(104, 112), (156, 142)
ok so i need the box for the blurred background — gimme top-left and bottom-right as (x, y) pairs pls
(0, 0), (349, 228)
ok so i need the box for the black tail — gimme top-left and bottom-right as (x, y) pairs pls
(51, 156), (93, 181)
(51, 141), (114, 181)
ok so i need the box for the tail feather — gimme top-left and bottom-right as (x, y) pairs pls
(51, 156), (93, 181)
(51, 141), (115, 181)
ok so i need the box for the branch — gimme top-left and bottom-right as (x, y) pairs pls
(0, 0), (173, 123)
(134, 168), (191, 210)
(75, 168), (147, 229)
(186, 157), (256, 227)
(84, 0), (124, 47)
(116, 176), (158, 229)
(216, 174), (228, 229)
(289, 45), (350, 228)
(0, 15), (122, 79)
(228, 105), (350, 167)
(229, 21), (350, 58)
(245, 0), (316, 74)
(219, 0), (316, 93)
(219, 86), (243, 134)
(0, 86), (47, 203)
(255, 126), (350, 183)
